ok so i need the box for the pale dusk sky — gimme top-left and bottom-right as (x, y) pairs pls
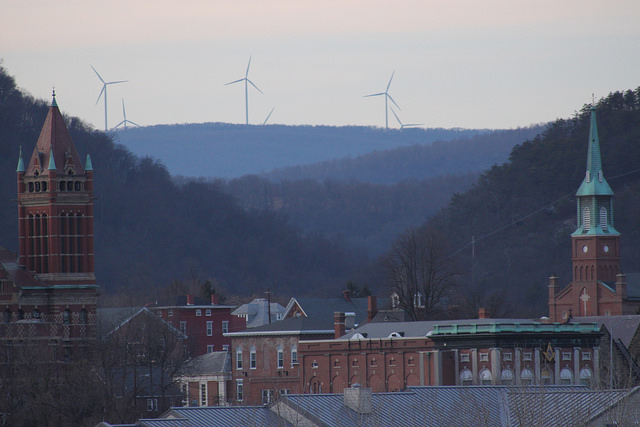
(2, 0), (639, 130)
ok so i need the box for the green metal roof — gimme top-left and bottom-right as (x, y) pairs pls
(575, 107), (613, 197)
(16, 146), (25, 173)
(430, 322), (600, 336)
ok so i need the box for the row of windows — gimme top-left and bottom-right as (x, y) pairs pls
(2, 308), (88, 324)
(582, 206), (609, 232)
(195, 309), (213, 317)
(460, 367), (592, 386)
(460, 351), (591, 363)
(177, 320), (229, 336)
(236, 345), (298, 370)
(26, 180), (84, 193)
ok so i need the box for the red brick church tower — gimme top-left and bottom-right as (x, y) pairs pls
(548, 106), (630, 321)
(0, 92), (99, 360)
(17, 91), (95, 285)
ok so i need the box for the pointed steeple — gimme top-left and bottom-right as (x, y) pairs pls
(51, 89), (58, 107)
(48, 148), (56, 170)
(576, 107), (613, 197)
(16, 146), (25, 173)
(85, 154), (93, 171)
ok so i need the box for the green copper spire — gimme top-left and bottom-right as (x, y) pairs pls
(51, 89), (58, 107)
(85, 154), (93, 171)
(48, 148), (56, 170)
(16, 146), (25, 172)
(575, 107), (613, 197)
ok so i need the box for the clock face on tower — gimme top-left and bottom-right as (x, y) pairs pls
(582, 245), (588, 253)
(603, 245), (610, 253)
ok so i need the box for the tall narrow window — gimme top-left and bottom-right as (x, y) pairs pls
(277, 346), (284, 369)
(236, 348), (243, 370)
(222, 321), (229, 334)
(250, 346), (257, 369)
(206, 321), (213, 336)
(600, 207), (608, 232)
(236, 380), (243, 401)
(583, 207), (591, 232)
(291, 345), (298, 365)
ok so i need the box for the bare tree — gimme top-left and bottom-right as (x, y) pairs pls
(381, 226), (457, 320)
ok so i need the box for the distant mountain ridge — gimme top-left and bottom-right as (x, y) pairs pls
(114, 123), (488, 180)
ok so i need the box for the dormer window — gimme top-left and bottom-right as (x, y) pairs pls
(585, 170), (591, 183)
(67, 169), (74, 176)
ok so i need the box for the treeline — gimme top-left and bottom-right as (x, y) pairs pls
(0, 66), (370, 302)
(264, 126), (545, 184)
(425, 88), (640, 316)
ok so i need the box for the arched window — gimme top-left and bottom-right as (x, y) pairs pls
(63, 309), (71, 324)
(521, 368), (533, 386)
(79, 309), (87, 324)
(236, 347), (243, 370)
(583, 207), (590, 232)
(560, 368), (573, 385)
(250, 346), (257, 369)
(479, 368), (492, 385)
(579, 367), (592, 386)
(460, 368), (473, 386)
(600, 207), (608, 231)
(3, 309), (11, 323)
(501, 368), (514, 385)
(541, 369), (553, 385)
(32, 309), (41, 320)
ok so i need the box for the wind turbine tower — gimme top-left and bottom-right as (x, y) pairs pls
(364, 72), (400, 129)
(92, 65), (127, 132)
(225, 56), (263, 125)
(112, 99), (140, 131)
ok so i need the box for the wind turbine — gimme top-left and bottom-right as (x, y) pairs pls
(390, 107), (423, 129)
(111, 99), (140, 131)
(263, 107), (275, 125)
(364, 71), (400, 129)
(92, 65), (127, 132)
(225, 56), (263, 125)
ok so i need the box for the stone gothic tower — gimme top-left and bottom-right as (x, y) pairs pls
(549, 106), (631, 321)
(16, 92), (95, 286)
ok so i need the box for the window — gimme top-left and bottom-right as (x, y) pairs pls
(79, 309), (87, 324)
(236, 380), (244, 402)
(582, 352), (591, 361)
(560, 368), (573, 385)
(291, 345), (298, 365)
(250, 347), (257, 369)
(168, 310), (173, 317)
(460, 368), (473, 386)
(201, 383), (207, 406)
(460, 353), (470, 363)
(262, 389), (274, 404)
(312, 360), (318, 368)
(277, 347), (284, 369)
(279, 389), (291, 396)
(223, 344), (229, 351)
(180, 321), (187, 336)
(206, 321), (213, 336)
(503, 352), (513, 361)
(501, 369), (514, 385)
(521, 368), (533, 385)
(579, 367), (592, 386)
(600, 207), (608, 232)
(479, 352), (489, 362)
(583, 207), (591, 232)
(222, 321), (229, 334)
(236, 348), (243, 370)
(479, 368), (492, 385)
(562, 352), (572, 361)
(32, 309), (40, 320)
(146, 398), (158, 412)
(523, 352), (532, 361)
(206, 309), (211, 316)
(541, 369), (553, 385)
(207, 345), (214, 353)
(276, 313), (283, 320)
(196, 309), (202, 317)
(63, 309), (71, 324)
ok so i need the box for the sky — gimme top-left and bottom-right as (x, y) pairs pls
(2, 0), (639, 131)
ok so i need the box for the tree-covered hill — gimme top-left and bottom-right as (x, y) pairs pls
(0, 66), (370, 302)
(427, 88), (640, 317)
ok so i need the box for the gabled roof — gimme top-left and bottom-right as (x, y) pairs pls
(179, 351), (230, 377)
(573, 315), (640, 348)
(25, 94), (84, 177)
(98, 307), (186, 340)
(225, 315), (334, 337)
(232, 298), (286, 328)
(283, 296), (375, 329)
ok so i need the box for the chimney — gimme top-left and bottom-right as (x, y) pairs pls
(343, 290), (351, 302)
(548, 276), (559, 300)
(616, 273), (628, 299)
(367, 295), (378, 322)
(334, 312), (346, 339)
(211, 294), (219, 305)
(478, 307), (490, 319)
(344, 386), (372, 414)
(186, 294), (194, 305)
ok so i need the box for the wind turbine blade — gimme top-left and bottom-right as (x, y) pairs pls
(386, 71), (395, 91)
(364, 92), (385, 98)
(111, 120), (125, 131)
(404, 124), (423, 128)
(390, 107), (402, 126)
(225, 78), (244, 86)
(263, 107), (275, 125)
(247, 79), (263, 94)
(121, 99), (126, 119)
(246, 56), (252, 77)
(107, 80), (128, 85)
(95, 85), (106, 105)
(387, 94), (401, 110)
(127, 120), (141, 127)
(91, 65), (106, 84)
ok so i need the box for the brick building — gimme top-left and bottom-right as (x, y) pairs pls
(152, 294), (244, 357)
(298, 316), (602, 393)
(0, 92), (98, 360)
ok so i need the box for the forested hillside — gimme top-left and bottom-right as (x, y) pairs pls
(0, 67), (370, 302)
(115, 123), (485, 179)
(427, 89), (640, 317)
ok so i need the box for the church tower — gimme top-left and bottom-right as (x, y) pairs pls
(549, 106), (629, 321)
(16, 91), (95, 286)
